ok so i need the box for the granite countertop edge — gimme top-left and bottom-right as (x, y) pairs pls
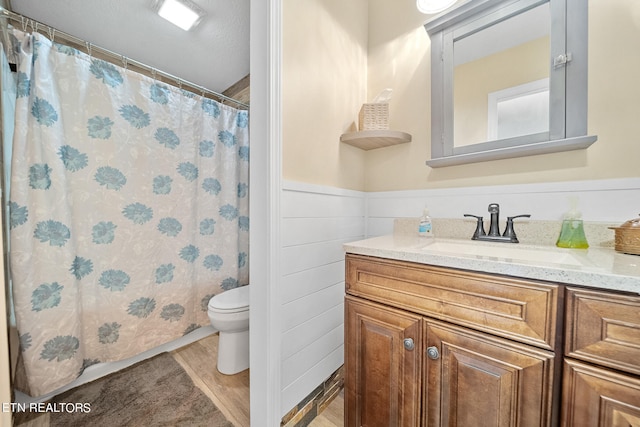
(344, 235), (640, 295)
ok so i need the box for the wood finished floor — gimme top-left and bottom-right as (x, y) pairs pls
(307, 390), (345, 427)
(14, 333), (344, 426)
(172, 333), (251, 426)
(174, 333), (344, 427)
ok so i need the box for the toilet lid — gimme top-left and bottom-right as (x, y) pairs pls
(208, 285), (249, 311)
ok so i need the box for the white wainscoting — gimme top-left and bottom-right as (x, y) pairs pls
(366, 178), (640, 237)
(279, 181), (365, 415)
(277, 177), (640, 416)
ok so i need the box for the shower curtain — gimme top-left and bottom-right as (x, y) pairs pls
(7, 30), (249, 396)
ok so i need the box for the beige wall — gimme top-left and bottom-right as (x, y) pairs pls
(364, 0), (432, 192)
(365, 0), (640, 191)
(283, 0), (640, 192)
(282, 0), (368, 190)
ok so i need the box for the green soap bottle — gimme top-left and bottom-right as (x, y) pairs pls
(556, 197), (589, 249)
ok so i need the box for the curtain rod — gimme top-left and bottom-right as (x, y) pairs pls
(0, 6), (249, 110)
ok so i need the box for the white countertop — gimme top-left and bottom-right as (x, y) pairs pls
(344, 235), (640, 295)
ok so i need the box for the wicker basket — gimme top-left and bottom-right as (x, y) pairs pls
(359, 103), (389, 131)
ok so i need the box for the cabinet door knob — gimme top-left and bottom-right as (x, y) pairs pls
(403, 338), (415, 351)
(426, 346), (440, 360)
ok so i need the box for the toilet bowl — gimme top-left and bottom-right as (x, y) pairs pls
(207, 285), (250, 375)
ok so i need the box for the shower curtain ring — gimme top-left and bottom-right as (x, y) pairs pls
(122, 56), (128, 70)
(48, 27), (55, 42)
(85, 42), (92, 58)
(20, 16), (27, 32)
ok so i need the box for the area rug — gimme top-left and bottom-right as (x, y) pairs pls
(46, 352), (233, 427)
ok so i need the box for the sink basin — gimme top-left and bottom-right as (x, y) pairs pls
(420, 240), (587, 266)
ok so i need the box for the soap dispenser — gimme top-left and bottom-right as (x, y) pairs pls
(556, 197), (589, 249)
(418, 208), (433, 238)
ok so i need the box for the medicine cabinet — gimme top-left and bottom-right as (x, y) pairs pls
(424, 0), (597, 167)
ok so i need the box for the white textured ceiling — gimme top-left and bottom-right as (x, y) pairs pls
(9, 0), (250, 94)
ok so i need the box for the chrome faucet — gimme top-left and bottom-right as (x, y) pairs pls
(464, 204), (530, 243)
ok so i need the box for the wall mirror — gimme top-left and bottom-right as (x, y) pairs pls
(424, 0), (597, 168)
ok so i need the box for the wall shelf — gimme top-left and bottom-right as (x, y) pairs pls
(340, 130), (412, 150)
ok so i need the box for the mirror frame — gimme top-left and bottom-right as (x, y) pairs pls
(424, 0), (597, 167)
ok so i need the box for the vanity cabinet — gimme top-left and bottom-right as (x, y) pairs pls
(561, 288), (640, 426)
(423, 319), (555, 427)
(345, 296), (422, 426)
(345, 254), (561, 427)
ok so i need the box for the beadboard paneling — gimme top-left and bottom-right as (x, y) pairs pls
(281, 345), (345, 418)
(281, 324), (344, 388)
(279, 181), (364, 416)
(281, 217), (364, 247)
(276, 177), (640, 418)
(281, 303), (344, 360)
(281, 238), (354, 277)
(366, 178), (640, 237)
(280, 261), (345, 306)
(280, 282), (344, 333)
(282, 186), (365, 218)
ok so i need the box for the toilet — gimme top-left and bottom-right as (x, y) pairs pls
(207, 285), (250, 375)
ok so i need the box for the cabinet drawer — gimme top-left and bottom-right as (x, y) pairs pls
(565, 287), (640, 375)
(345, 254), (560, 350)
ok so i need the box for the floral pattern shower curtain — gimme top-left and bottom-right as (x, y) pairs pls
(8, 30), (249, 396)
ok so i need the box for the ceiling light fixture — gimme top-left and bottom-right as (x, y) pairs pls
(416, 0), (458, 14)
(154, 0), (206, 31)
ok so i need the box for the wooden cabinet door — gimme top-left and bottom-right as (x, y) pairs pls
(562, 359), (640, 427)
(345, 296), (422, 427)
(423, 319), (557, 427)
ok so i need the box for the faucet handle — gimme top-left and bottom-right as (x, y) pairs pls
(503, 214), (531, 242)
(464, 214), (486, 240)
